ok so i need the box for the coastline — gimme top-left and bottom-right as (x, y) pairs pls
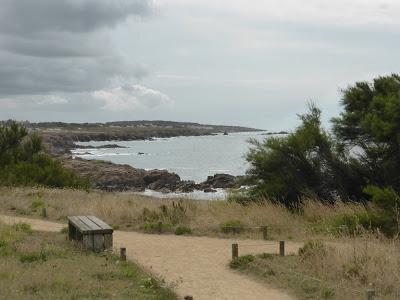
(35, 121), (260, 198)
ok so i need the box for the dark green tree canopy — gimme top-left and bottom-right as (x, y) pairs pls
(332, 74), (400, 190)
(0, 121), (88, 189)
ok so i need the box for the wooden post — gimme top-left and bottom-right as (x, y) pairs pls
(93, 234), (104, 252)
(366, 289), (375, 300)
(279, 241), (285, 256)
(232, 243), (238, 260)
(262, 226), (268, 240)
(158, 221), (163, 234)
(120, 247), (126, 261)
(104, 233), (113, 249)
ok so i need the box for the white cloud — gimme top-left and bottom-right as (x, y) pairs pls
(93, 84), (172, 111)
(156, 0), (400, 26)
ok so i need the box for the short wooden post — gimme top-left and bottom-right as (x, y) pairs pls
(120, 247), (126, 261)
(158, 221), (163, 234)
(232, 243), (238, 260)
(366, 289), (375, 300)
(104, 233), (113, 249)
(184, 296), (193, 300)
(93, 234), (104, 252)
(279, 241), (285, 256)
(262, 226), (268, 240)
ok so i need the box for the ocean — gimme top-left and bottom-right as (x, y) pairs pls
(71, 131), (267, 199)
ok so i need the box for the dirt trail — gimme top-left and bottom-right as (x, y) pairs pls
(0, 215), (301, 300)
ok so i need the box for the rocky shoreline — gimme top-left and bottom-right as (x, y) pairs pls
(36, 121), (254, 194)
(61, 156), (238, 193)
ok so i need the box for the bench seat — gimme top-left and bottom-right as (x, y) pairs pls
(68, 216), (113, 251)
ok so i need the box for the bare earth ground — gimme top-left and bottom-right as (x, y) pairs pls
(0, 215), (302, 300)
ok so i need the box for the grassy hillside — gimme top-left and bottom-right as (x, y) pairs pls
(0, 221), (176, 300)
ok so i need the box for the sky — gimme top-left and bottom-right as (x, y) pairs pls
(0, 0), (399, 130)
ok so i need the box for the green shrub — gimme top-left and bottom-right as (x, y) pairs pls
(30, 199), (44, 210)
(13, 223), (32, 235)
(321, 287), (335, 299)
(20, 251), (47, 263)
(220, 220), (243, 234)
(298, 240), (327, 259)
(174, 226), (192, 235)
(140, 222), (172, 234)
(230, 255), (255, 269)
(0, 121), (89, 189)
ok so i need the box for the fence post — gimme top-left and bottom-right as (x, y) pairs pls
(120, 247), (126, 261)
(279, 241), (285, 256)
(158, 221), (163, 234)
(366, 289), (375, 300)
(232, 243), (238, 260)
(261, 226), (268, 240)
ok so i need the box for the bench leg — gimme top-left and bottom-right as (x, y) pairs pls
(104, 234), (113, 250)
(83, 234), (93, 250)
(93, 234), (104, 252)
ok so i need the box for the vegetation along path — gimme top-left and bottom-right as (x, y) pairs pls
(0, 215), (302, 300)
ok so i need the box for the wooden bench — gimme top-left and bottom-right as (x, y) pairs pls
(67, 216), (113, 252)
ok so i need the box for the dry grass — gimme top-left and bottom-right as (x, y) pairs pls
(1, 187), (398, 299)
(0, 221), (176, 300)
(0, 187), (308, 239)
(234, 235), (400, 299)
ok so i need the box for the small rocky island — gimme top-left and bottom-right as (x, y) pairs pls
(31, 120), (261, 193)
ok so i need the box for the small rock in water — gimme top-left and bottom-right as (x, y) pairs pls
(203, 188), (217, 193)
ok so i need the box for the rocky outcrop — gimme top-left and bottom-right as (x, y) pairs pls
(61, 156), (182, 192)
(198, 174), (237, 189)
(60, 155), (239, 193)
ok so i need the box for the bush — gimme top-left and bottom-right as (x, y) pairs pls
(19, 251), (47, 263)
(298, 240), (327, 259)
(140, 222), (172, 234)
(13, 223), (32, 235)
(220, 220), (244, 234)
(0, 121), (89, 189)
(230, 255), (255, 269)
(174, 226), (192, 235)
(244, 104), (359, 207)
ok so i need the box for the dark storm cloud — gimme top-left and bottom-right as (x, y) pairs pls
(0, 0), (152, 97)
(0, 0), (151, 36)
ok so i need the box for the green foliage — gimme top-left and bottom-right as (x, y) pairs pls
(0, 121), (89, 189)
(174, 226), (192, 235)
(140, 222), (172, 234)
(220, 220), (243, 234)
(298, 240), (327, 259)
(19, 251), (47, 263)
(141, 200), (188, 225)
(332, 74), (400, 192)
(245, 103), (359, 207)
(363, 185), (400, 236)
(13, 223), (32, 235)
(230, 255), (255, 269)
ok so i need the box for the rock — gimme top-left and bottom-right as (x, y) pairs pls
(175, 181), (196, 193)
(144, 170), (181, 191)
(204, 188), (217, 193)
(201, 173), (237, 189)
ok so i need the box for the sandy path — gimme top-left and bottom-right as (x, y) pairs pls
(0, 215), (301, 300)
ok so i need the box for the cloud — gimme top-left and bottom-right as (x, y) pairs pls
(0, 0), (151, 36)
(93, 84), (171, 111)
(0, 0), (152, 97)
(157, 0), (400, 26)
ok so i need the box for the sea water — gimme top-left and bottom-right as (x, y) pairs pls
(72, 132), (267, 199)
